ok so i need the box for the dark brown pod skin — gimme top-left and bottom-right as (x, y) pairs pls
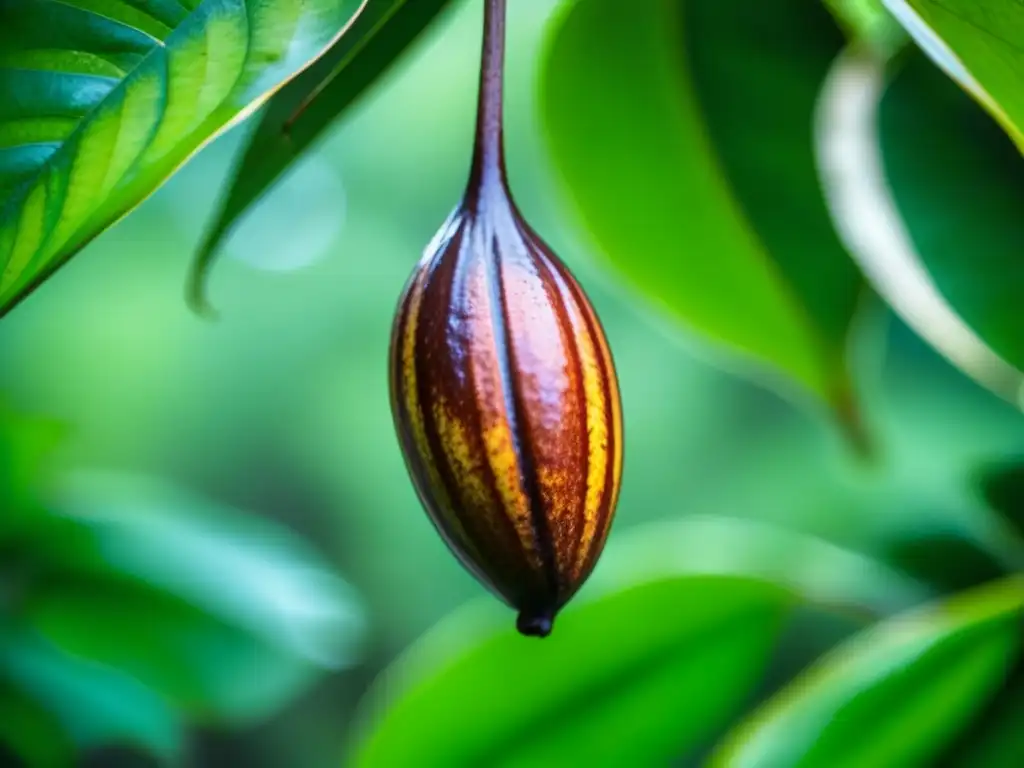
(387, 0), (623, 638)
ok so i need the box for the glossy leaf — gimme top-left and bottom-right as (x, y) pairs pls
(540, 0), (864, 414)
(350, 517), (925, 766)
(712, 576), (1024, 767)
(0, 0), (365, 317)
(883, 0), (1024, 149)
(190, 0), (455, 312)
(816, 42), (1024, 403)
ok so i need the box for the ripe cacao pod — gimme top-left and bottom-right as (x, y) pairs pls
(387, 0), (622, 637)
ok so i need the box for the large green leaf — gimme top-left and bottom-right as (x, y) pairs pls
(190, 0), (454, 313)
(0, 0), (365, 318)
(540, 0), (865, 419)
(711, 576), (1024, 767)
(883, 1), (1024, 149)
(816, 42), (1024, 400)
(2, 469), (366, 742)
(349, 518), (925, 766)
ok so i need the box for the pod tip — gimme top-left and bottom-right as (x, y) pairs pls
(516, 609), (554, 638)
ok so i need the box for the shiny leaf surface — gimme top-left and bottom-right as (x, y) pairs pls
(0, 0), (364, 317)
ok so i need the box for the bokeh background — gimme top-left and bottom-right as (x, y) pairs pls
(3, 1), (1024, 766)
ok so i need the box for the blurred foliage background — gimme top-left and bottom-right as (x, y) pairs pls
(4, 0), (1024, 766)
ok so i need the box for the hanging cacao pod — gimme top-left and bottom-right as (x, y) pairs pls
(388, 0), (622, 637)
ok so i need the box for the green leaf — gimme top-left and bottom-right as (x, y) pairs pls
(23, 581), (322, 724)
(0, 686), (73, 768)
(0, 625), (181, 759)
(711, 576), (1024, 767)
(0, 0), (365, 318)
(31, 471), (367, 672)
(815, 42), (1024, 403)
(350, 518), (926, 766)
(190, 0), (454, 313)
(883, 0), (1024, 150)
(941, 661), (1024, 767)
(0, 404), (64, 524)
(540, 0), (865, 418)
(880, 49), (1024, 379)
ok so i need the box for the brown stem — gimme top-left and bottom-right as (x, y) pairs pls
(468, 0), (508, 196)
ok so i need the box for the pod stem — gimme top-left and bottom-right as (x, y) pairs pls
(468, 0), (508, 197)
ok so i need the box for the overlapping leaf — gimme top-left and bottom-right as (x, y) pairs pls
(540, 0), (865, 418)
(712, 577), (1024, 766)
(0, 0), (365, 317)
(883, 1), (1024, 149)
(1, 408), (366, 760)
(351, 517), (925, 766)
(880, 51), (1024, 375)
(816, 42), (1024, 402)
(190, 0), (455, 312)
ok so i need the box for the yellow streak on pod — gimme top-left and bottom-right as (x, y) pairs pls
(400, 274), (482, 563)
(568, 298), (611, 580)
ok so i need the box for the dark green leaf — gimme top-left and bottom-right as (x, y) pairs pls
(350, 518), (925, 766)
(540, 0), (865, 418)
(0, 625), (180, 759)
(0, 0), (364, 317)
(0, 686), (73, 768)
(977, 457), (1024, 537)
(190, 0), (455, 313)
(883, 0), (1024, 148)
(711, 576), (1024, 767)
(815, 41), (1024, 403)
(880, 49), (1024, 375)
(883, 529), (1005, 593)
(941, 660), (1024, 767)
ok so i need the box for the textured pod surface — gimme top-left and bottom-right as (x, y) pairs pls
(389, 190), (623, 637)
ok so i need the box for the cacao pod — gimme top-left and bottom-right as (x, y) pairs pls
(387, 0), (622, 637)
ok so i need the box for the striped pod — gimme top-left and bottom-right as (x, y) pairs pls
(388, 192), (623, 638)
